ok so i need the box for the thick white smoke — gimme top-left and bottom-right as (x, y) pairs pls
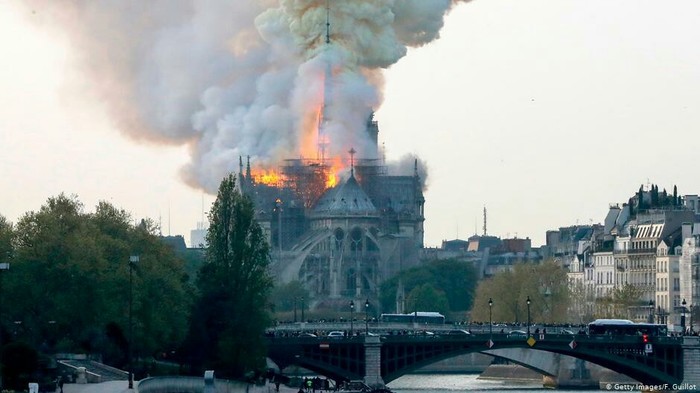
(20, 0), (469, 192)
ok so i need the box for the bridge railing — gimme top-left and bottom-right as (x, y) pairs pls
(270, 322), (584, 336)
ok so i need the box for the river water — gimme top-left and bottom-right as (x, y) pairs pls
(387, 374), (611, 393)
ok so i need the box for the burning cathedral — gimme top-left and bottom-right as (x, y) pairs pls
(223, 2), (441, 312)
(239, 117), (425, 310)
(29, 1), (468, 311)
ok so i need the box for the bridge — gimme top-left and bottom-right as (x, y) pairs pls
(266, 332), (700, 390)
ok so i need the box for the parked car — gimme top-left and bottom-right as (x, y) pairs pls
(299, 332), (317, 337)
(446, 329), (471, 335)
(327, 331), (345, 338)
(507, 330), (528, 338)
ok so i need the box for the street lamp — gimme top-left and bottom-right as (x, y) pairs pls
(691, 304), (694, 334)
(0, 262), (9, 391)
(648, 299), (654, 324)
(526, 296), (531, 337)
(365, 299), (370, 335)
(293, 297), (297, 323)
(488, 298), (493, 338)
(301, 297), (305, 322)
(275, 199), (283, 255)
(349, 300), (354, 336)
(543, 287), (552, 324)
(128, 255), (139, 389)
(681, 299), (687, 335)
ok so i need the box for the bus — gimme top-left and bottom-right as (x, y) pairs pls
(379, 312), (445, 325)
(587, 319), (668, 337)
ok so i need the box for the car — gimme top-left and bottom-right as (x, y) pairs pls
(507, 329), (528, 338)
(446, 329), (471, 335)
(561, 329), (575, 335)
(327, 331), (345, 338)
(299, 332), (318, 337)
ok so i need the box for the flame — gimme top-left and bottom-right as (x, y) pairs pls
(326, 171), (337, 188)
(325, 156), (343, 188)
(251, 168), (283, 187)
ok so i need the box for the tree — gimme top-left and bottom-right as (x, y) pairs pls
(0, 215), (12, 262)
(270, 281), (308, 313)
(471, 260), (571, 324)
(4, 195), (190, 367)
(405, 284), (450, 316)
(186, 174), (273, 378)
(379, 259), (477, 316)
(673, 185), (678, 206)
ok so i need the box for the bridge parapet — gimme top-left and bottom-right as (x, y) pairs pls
(680, 336), (700, 391)
(363, 336), (384, 389)
(267, 332), (688, 387)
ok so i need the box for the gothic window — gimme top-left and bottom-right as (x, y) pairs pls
(334, 228), (345, 251)
(350, 227), (363, 252)
(346, 268), (356, 291)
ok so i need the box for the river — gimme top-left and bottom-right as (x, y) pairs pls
(387, 374), (627, 393)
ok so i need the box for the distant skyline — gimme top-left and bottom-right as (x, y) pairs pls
(2, 1), (699, 247)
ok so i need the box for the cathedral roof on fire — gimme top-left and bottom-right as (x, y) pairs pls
(312, 173), (379, 218)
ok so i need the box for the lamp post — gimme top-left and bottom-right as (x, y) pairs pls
(293, 297), (297, 323)
(301, 297), (305, 322)
(128, 255), (139, 389)
(349, 300), (354, 336)
(365, 299), (370, 335)
(526, 296), (531, 337)
(648, 299), (654, 324)
(691, 304), (694, 334)
(275, 199), (282, 256)
(681, 299), (687, 335)
(543, 287), (552, 324)
(0, 262), (9, 391)
(488, 298), (493, 338)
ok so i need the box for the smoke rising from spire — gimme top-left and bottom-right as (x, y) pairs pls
(20, 0), (469, 192)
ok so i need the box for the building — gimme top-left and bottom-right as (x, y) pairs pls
(565, 185), (698, 326)
(237, 118), (425, 312)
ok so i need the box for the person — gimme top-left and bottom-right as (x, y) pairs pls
(275, 380), (281, 392)
(58, 376), (65, 393)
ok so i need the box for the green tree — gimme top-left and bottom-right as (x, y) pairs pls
(379, 259), (477, 316)
(4, 195), (190, 367)
(186, 174), (273, 378)
(0, 215), (12, 261)
(673, 185), (678, 206)
(270, 280), (308, 314)
(405, 283), (450, 316)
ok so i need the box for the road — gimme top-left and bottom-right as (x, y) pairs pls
(62, 381), (135, 393)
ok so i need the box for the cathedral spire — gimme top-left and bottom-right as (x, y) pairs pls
(349, 147), (356, 178)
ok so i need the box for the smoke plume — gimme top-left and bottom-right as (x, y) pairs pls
(20, 0), (469, 192)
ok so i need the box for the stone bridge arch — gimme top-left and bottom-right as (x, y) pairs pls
(267, 334), (691, 388)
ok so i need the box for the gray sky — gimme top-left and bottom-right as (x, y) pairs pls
(1, 0), (699, 247)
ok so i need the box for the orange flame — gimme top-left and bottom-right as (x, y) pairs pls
(251, 168), (283, 187)
(325, 156), (343, 188)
